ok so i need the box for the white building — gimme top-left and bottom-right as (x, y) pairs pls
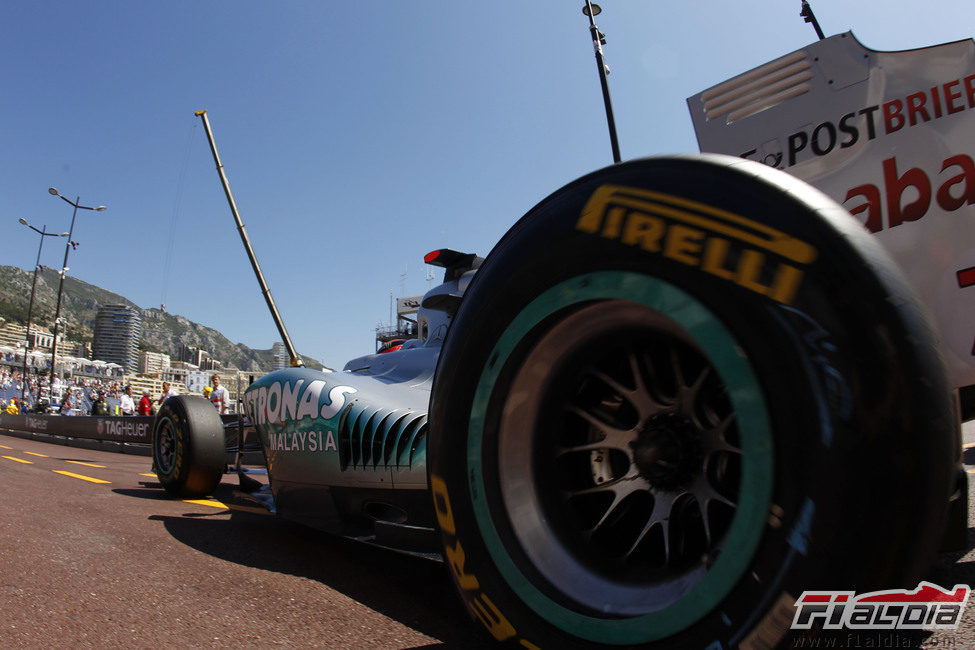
(139, 350), (171, 376)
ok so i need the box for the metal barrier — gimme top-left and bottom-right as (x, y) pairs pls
(0, 412), (153, 443)
(0, 412), (246, 458)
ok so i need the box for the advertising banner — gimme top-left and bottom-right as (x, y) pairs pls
(0, 413), (154, 443)
(0, 413), (243, 445)
(396, 295), (423, 316)
(688, 32), (975, 389)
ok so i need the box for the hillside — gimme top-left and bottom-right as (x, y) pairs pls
(0, 265), (322, 372)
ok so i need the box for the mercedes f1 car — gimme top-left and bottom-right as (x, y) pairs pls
(150, 9), (970, 649)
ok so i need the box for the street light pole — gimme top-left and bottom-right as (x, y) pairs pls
(47, 188), (106, 390)
(582, 2), (621, 164)
(18, 218), (69, 404)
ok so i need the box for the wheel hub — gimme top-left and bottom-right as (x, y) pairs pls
(632, 413), (703, 491)
(156, 421), (175, 473)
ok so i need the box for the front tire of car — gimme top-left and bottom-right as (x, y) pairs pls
(427, 155), (958, 648)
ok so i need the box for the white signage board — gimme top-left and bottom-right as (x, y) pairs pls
(186, 370), (210, 394)
(689, 32), (975, 389)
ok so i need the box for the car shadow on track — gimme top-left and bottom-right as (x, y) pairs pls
(116, 481), (495, 648)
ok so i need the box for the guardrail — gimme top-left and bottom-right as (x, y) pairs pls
(0, 412), (245, 457)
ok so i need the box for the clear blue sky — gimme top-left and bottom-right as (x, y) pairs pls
(2, 1), (970, 368)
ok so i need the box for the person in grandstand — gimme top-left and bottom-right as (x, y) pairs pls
(59, 393), (73, 415)
(90, 390), (111, 416)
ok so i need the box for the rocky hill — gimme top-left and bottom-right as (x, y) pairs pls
(0, 265), (322, 371)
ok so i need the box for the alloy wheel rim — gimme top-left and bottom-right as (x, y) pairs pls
(498, 300), (742, 616)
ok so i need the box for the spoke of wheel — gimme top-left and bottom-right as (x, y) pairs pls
(588, 366), (634, 402)
(567, 475), (649, 538)
(567, 470), (645, 499)
(668, 344), (686, 394)
(586, 355), (669, 422)
(702, 412), (740, 455)
(678, 364), (711, 422)
(623, 490), (678, 563)
(626, 347), (648, 395)
(628, 346), (677, 418)
(688, 473), (736, 548)
(559, 403), (635, 456)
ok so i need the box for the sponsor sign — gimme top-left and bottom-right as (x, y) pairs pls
(0, 413), (154, 443)
(578, 185), (817, 305)
(792, 582), (970, 631)
(397, 295), (423, 316)
(95, 418), (153, 442)
(0, 412), (241, 448)
(689, 32), (975, 388)
(243, 378), (356, 428)
(186, 370), (210, 393)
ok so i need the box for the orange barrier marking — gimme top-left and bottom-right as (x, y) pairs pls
(24, 451), (49, 458)
(139, 473), (156, 478)
(0, 444), (13, 450)
(52, 470), (110, 484)
(66, 460), (106, 469)
(183, 499), (229, 510)
(3, 455), (33, 465)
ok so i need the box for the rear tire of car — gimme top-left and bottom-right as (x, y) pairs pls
(427, 155), (959, 648)
(152, 395), (225, 498)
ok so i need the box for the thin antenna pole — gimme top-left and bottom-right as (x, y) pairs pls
(195, 110), (303, 367)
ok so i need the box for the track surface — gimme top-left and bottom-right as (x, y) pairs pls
(0, 433), (492, 648)
(1, 428), (974, 649)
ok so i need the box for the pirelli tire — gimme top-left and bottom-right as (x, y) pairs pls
(427, 155), (959, 648)
(152, 395), (225, 498)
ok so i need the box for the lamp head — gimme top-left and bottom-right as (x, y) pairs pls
(48, 187), (59, 196)
(18, 218), (27, 225)
(582, 3), (601, 17)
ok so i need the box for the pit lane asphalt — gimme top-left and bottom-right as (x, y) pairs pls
(1, 426), (974, 649)
(0, 432), (493, 649)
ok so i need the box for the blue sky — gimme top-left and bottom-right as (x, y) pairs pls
(2, 1), (970, 368)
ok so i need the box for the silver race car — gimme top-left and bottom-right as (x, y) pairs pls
(152, 9), (969, 648)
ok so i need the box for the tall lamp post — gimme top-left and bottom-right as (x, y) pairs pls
(582, 2), (621, 163)
(47, 188), (106, 388)
(17, 218), (69, 404)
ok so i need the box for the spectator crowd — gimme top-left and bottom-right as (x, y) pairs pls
(0, 369), (232, 417)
